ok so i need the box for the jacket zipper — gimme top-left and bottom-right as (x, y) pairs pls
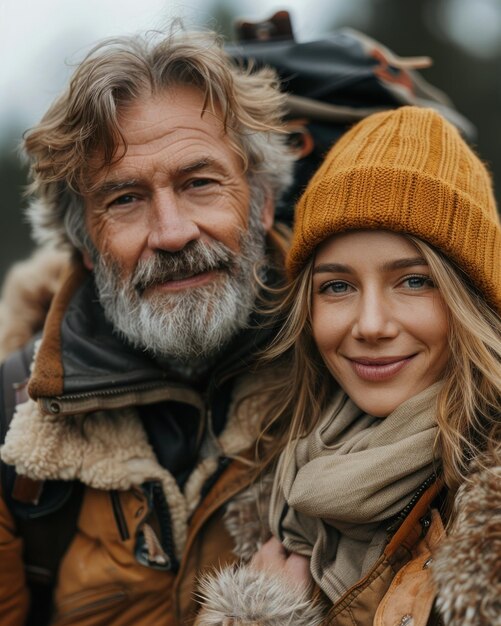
(151, 481), (179, 572)
(39, 332), (252, 419)
(323, 474), (441, 623)
(56, 381), (168, 401)
(386, 473), (438, 535)
(40, 380), (168, 414)
(110, 491), (130, 541)
(39, 380), (205, 417)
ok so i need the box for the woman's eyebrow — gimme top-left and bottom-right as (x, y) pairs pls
(313, 263), (352, 274)
(381, 257), (428, 271)
(313, 257), (428, 275)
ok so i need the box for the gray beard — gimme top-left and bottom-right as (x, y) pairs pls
(91, 213), (267, 366)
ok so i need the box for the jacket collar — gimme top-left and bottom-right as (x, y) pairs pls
(1, 363), (274, 558)
(27, 258), (283, 412)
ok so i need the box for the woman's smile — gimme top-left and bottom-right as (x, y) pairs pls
(346, 354), (416, 381)
(311, 230), (450, 417)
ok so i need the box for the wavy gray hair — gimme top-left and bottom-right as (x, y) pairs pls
(24, 29), (294, 248)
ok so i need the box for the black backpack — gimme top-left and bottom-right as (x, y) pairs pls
(0, 12), (474, 624)
(228, 10), (475, 224)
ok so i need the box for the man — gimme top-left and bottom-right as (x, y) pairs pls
(0, 30), (293, 625)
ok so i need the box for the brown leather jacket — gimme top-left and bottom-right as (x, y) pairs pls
(0, 453), (258, 625)
(195, 462), (501, 626)
(1, 248), (499, 626)
(0, 256), (279, 626)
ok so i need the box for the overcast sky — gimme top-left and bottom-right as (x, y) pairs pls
(0, 0), (356, 147)
(2, 0), (499, 149)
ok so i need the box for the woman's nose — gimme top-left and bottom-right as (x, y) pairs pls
(351, 291), (399, 342)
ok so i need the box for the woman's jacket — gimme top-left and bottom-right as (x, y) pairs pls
(195, 443), (500, 626)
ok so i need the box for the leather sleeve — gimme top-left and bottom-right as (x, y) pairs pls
(0, 485), (29, 626)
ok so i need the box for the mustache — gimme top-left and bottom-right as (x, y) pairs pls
(132, 240), (237, 293)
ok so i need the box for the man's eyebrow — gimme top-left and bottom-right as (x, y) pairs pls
(313, 257), (428, 275)
(90, 158), (227, 197)
(91, 179), (140, 197)
(175, 157), (227, 176)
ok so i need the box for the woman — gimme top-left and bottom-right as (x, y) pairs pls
(197, 106), (501, 626)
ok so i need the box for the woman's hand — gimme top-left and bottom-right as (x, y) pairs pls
(250, 536), (312, 591)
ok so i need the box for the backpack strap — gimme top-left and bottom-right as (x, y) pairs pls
(0, 338), (36, 442)
(16, 482), (84, 626)
(0, 339), (84, 626)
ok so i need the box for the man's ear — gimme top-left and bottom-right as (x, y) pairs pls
(261, 193), (275, 233)
(82, 249), (94, 270)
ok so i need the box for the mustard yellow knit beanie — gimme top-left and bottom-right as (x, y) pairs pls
(288, 106), (501, 312)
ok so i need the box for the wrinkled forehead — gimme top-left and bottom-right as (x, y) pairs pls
(82, 85), (243, 192)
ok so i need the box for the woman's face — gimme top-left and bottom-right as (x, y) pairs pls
(311, 230), (450, 416)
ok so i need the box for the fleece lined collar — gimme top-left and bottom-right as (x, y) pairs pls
(1, 368), (271, 558)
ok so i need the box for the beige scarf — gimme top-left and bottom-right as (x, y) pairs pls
(269, 383), (441, 602)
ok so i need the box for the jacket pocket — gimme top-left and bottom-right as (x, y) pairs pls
(54, 583), (129, 623)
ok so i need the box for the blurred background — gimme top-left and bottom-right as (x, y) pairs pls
(1, 0), (501, 282)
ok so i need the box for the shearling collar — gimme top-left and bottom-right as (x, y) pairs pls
(0, 369), (270, 559)
(1, 394), (189, 558)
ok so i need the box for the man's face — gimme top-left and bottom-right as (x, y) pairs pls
(82, 85), (274, 363)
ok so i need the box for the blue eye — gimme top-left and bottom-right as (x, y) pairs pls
(402, 275), (435, 289)
(321, 281), (351, 294)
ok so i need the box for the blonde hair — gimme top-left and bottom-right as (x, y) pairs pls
(256, 257), (332, 473)
(258, 235), (501, 490)
(23, 28), (294, 248)
(411, 238), (501, 489)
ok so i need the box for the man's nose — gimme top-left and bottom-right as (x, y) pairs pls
(351, 290), (398, 342)
(147, 190), (201, 252)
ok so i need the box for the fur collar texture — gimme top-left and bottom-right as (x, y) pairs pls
(213, 460), (501, 626)
(0, 371), (268, 560)
(197, 566), (325, 626)
(432, 463), (501, 626)
(0, 247), (69, 361)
